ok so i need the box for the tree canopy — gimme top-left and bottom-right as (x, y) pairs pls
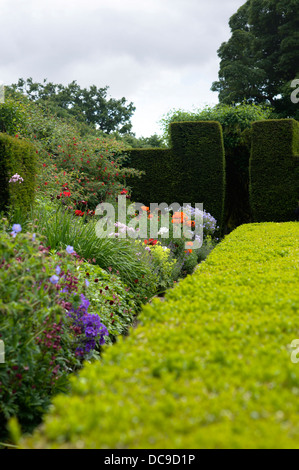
(7, 78), (136, 134)
(211, 0), (299, 119)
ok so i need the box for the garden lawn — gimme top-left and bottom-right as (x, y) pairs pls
(21, 222), (299, 449)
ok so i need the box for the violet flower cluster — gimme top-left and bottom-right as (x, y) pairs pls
(48, 246), (109, 357)
(67, 293), (109, 356)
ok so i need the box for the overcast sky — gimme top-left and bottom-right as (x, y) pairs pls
(0, 0), (246, 137)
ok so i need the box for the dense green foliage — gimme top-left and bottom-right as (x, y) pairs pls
(8, 78), (136, 134)
(0, 133), (36, 214)
(20, 222), (299, 449)
(160, 103), (271, 148)
(120, 133), (166, 149)
(211, 0), (299, 119)
(250, 119), (299, 222)
(126, 121), (226, 231)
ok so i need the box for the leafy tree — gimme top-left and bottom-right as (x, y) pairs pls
(211, 0), (299, 119)
(7, 78), (136, 134)
(114, 133), (166, 148)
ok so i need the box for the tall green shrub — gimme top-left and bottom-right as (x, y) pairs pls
(170, 121), (225, 226)
(0, 133), (36, 214)
(249, 119), (299, 222)
(126, 121), (226, 231)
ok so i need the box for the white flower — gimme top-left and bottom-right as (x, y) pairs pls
(157, 227), (169, 235)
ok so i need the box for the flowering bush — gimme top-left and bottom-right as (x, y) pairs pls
(73, 261), (138, 342)
(127, 204), (219, 278)
(1, 94), (141, 217)
(140, 242), (177, 293)
(52, 135), (142, 209)
(35, 158), (85, 205)
(64, 294), (109, 356)
(0, 222), (111, 439)
(106, 219), (177, 298)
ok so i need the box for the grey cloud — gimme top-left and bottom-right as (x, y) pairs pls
(0, 0), (246, 135)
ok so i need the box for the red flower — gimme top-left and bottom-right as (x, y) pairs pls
(63, 191), (71, 197)
(75, 210), (84, 217)
(120, 189), (128, 195)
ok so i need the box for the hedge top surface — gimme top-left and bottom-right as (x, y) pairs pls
(22, 222), (299, 449)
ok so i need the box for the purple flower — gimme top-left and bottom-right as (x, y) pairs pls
(79, 294), (90, 310)
(12, 224), (22, 233)
(85, 279), (90, 287)
(55, 266), (61, 275)
(49, 275), (60, 285)
(64, 292), (109, 356)
(85, 326), (97, 337)
(66, 245), (75, 254)
(32, 233), (36, 241)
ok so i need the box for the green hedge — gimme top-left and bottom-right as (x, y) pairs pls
(21, 222), (299, 449)
(249, 119), (299, 222)
(0, 133), (36, 213)
(126, 121), (226, 230)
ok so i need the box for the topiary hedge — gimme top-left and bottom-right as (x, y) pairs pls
(21, 222), (299, 449)
(126, 121), (226, 231)
(249, 119), (299, 222)
(0, 133), (36, 214)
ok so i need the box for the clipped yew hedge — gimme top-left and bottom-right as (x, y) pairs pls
(249, 119), (299, 222)
(126, 121), (226, 231)
(22, 222), (299, 449)
(0, 133), (36, 213)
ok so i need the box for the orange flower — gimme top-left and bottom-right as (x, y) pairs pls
(173, 211), (188, 220)
(186, 241), (193, 246)
(184, 249), (193, 254)
(141, 206), (150, 211)
(185, 220), (195, 227)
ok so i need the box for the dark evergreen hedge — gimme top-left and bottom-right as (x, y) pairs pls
(0, 133), (36, 213)
(249, 119), (299, 222)
(126, 121), (226, 230)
